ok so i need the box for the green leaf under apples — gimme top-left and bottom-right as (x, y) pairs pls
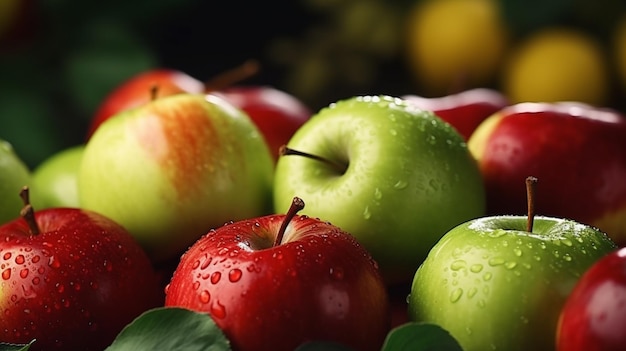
(0, 340), (34, 351)
(105, 307), (230, 351)
(381, 322), (463, 351)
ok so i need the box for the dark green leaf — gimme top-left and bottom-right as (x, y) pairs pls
(295, 340), (355, 351)
(0, 339), (35, 351)
(105, 307), (231, 351)
(382, 322), (463, 351)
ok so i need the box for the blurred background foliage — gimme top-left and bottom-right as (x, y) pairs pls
(0, 0), (625, 168)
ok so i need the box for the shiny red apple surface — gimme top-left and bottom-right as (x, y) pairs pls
(0, 202), (162, 350)
(211, 86), (312, 162)
(403, 88), (509, 140)
(557, 247), (626, 351)
(468, 102), (626, 245)
(164, 198), (391, 351)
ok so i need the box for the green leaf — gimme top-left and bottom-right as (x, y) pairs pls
(0, 339), (35, 351)
(381, 322), (463, 351)
(105, 307), (231, 351)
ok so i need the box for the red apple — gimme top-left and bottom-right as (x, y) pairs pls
(468, 102), (626, 246)
(0, 188), (162, 351)
(403, 88), (509, 140)
(210, 86), (312, 162)
(556, 247), (626, 350)
(86, 68), (205, 138)
(164, 197), (391, 351)
(87, 62), (312, 162)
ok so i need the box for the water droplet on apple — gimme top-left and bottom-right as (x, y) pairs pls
(450, 260), (466, 271)
(563, 254), (572, 262)
(211, 300), (226, 319)
(210, 272), (221, 284)
(363, 206), (371, 220)
(427, 135), (437, 145)
(2, 269), (11, 280)
(272, 251), (283, 260)
(3, 252), (11, 260)
(32, 277), (40, 285)
(330, 267), (344, 280)
(449, 288), (463, 302)
(374, 188), (382, 200)
(468, 287), (477, 298)
(488, 258), (505, 266)
(192, 281), (200, 290)
(19, 269), (28, 279)
(561, 238), (573, 247)
(229, 268), (242, 282)
(199, 290), (211, 304)
(505, 262), (517, 269)
(513, 248), (523, 257)
(483, 272), (492, 281)
(10, 294), (17, 302)
(393, 180), (408, 190)
(470, 264), (483, 273)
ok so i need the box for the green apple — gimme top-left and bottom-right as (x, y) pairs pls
(408, 213), (617, 350)
(0, 140), (31, 224)
(78, 93), (274, 263)
(30, 144), (84, 209)
(273, 95), (486, 284)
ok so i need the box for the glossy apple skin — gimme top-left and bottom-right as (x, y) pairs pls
(408, 215), (617, 351)
(468, 102), (626, 246)
(403, 88), (509, 140)
(79, 93), (275, 263)
(0, 208), (162, 351)
(165, 213), (391, 351)
(86, 69), (205, 138)
(211, 86), (312, 162)
(30, 144), (84, 209)
(557, 247), (626, 351)
(273, 95), (486, 284)
(0, 140), (31, 225)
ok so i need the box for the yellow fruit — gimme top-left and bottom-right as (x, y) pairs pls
(502, 27), (609, 105)
(405, 0), (509, 95)
(612, 15), (626, 92)
(0, 0), (20, 39)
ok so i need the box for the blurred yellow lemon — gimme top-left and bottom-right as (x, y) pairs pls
(612, 15), (626, 93)
(502, 27), (609, 105)
(0, 0), (20, 39)
(405, 0), (509, 95)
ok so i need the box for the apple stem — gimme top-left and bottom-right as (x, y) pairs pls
(274, 197), (305, 247)
(204, 59), (260, 91)
(279, 145), (348, 174)
(150, 84), (159, 101)
(525, 176), (538, 232)
(19, 186), (40, 235)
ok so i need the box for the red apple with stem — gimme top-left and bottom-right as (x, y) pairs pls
(0, 187), (162, 351)
(556, 246), (626, 351)
(402, 88), (509, 140)
(164, 197), (391, 351)
(87, 61), (312, 162)
(468, 101), (626, 246)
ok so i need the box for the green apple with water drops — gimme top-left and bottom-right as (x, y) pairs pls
(273, 95), (486, 284)
(0, 139), (32, 224)
(408, 178), (617, 351)
(30, 144), (84, 209)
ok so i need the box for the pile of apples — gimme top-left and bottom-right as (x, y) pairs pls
(0, 63), (625, 351)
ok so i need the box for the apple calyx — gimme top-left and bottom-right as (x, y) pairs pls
(526, 176), (538, 232)
(204, 59), (260, 92)
(18, 186), (40, 235)
(274, 196), (305, 247)
(279, 145), (348, 174)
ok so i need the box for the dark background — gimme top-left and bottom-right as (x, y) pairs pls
(1, 0), (625, 168)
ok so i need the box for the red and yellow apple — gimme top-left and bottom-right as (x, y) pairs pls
(468, 102), (626, 246)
